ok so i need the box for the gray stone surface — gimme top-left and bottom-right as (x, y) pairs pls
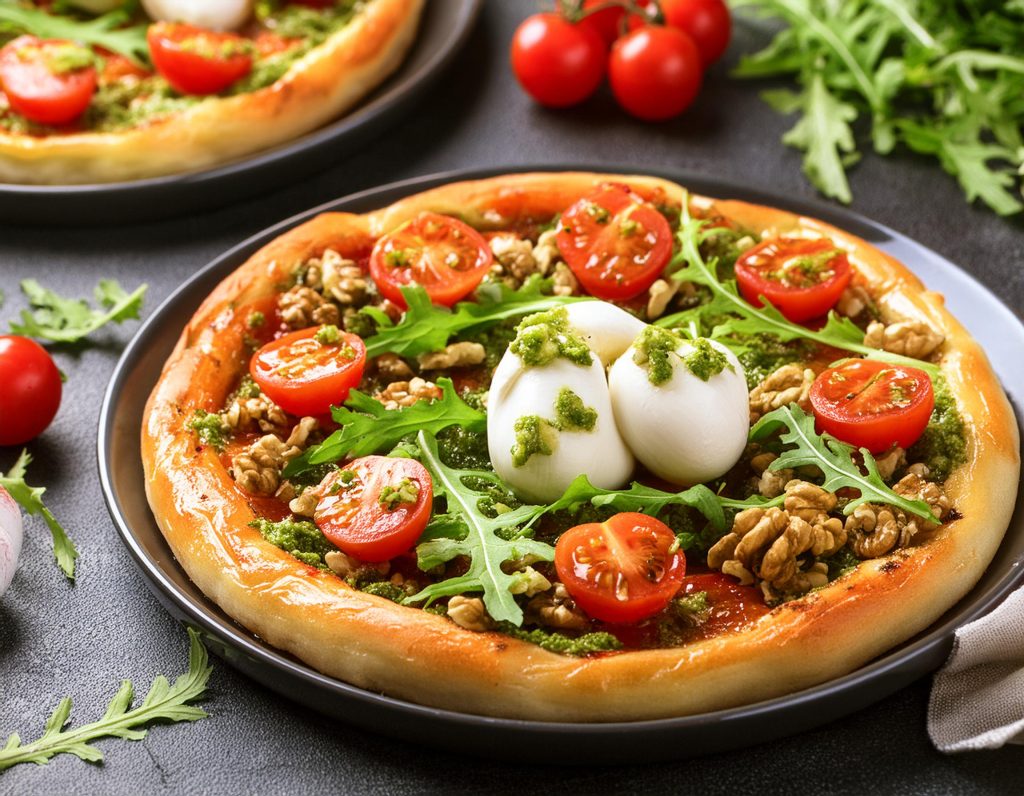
(1, 2), (1022, 793)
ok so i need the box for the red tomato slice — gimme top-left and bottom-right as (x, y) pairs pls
(809, 358), (935, 453)
(680, 573), (769, 634)
(147, 23), (253, 95)
(0, 36), (97, 126)
(556, 184), (673, 300)
(734, 237), (852, 323)
(250, 326), (366, 417)
(369, 212), (493, 308)
(555, 512), (686, 624)
(314, 456), (433, 562)
(0, 335), (62, 446)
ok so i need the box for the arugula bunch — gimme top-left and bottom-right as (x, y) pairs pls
(0, 450), (76, 580)
(10, 278), (147, 344)
(732, 0), (1024, 215)
(0, 628), (211, 772)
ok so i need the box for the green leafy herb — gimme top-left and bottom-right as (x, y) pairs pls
(0, 450), (76, 580)
(750, 404), (935, 521)
(0, 628), (211, 772)
(10, 278), (147, 343)
(0, 2), (150, 66)
(407, 431), (554, 626)
(361, 276), (587, 359)
(733, 0), (1024, 215)
(285, 377), (485, 478)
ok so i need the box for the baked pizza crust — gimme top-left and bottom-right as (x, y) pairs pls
(0, 0), (424, 185)
(141, 172), (1020, 722)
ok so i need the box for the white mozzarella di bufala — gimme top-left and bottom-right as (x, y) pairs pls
(141, 0), (254, 31)
(609, 330), (749, 486)
(0, 486), (23, 598)
(488, 351), (635, 504)
(562, 301), (647, 367)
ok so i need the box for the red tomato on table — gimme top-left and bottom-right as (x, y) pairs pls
(734, 237), (852, 323)
(0, 335), (62, 446)
(628, 0), (732, 65)
(147, 23), (253, 95)
(315, 456), (433, 562)
(510, 13), (606, 108)
(250, 326), (366, 417)
(555, 512), (686, 624)
(556, 183), (673, 300)
(0, 36), (97, 126)
(609, 25), (703, 121)
(809, 359), (935, 453)
(578, 0), (627, 47)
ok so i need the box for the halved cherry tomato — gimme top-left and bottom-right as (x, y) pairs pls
(250, 325), (366, 417)
(147, 23), (253, 95)
(734, 237), (852, 323)
(314, 456), (433, 562)
(0, 37), (97, 126)
(809, 359), (935, 453)
(510, 13), (606, 108)
(369, 212), (493, 308)
(555, 512), (686, 624)
(556, 184), (673, 300)
(680, 573), (769, 635)
(0, 335), (62, 446)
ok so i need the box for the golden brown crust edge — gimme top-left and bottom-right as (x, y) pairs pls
(0, 0), (424, 185)
(141, 172), (1020, 722)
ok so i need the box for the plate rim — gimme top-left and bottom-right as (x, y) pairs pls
(98, 163), (1024, 738)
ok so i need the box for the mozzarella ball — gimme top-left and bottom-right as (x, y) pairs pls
(488, 351), (634, 504)
(609, 337), (748, 486)
(0, 487), (23, 597)
(142, 0), (254, 31)
(563, 301), (647, 368)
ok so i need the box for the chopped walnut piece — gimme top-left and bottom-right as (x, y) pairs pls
(836, 285), (873, 318)
(230, 417), (318, 496)
(417, 341), (486, 370)
(750, 452), (793, 498)
(289, 488), (321, 518)
(874, 446), (906, 481)
(528, 583), (589, 631)
(845, 473), (950, 558)
(863, 319), (944, 359)
(645, 279), (678, 320)
(374, 377), (443, 410)
(320, 250), (369, 307)
(551, 262), (580, 297)
(222, 395), (287, 433)
(447, 596), (493, 632)
(279, 285), (340, 329)
(489, 235), (539, 283)
(532, 229), (560, 276)
(325, 551), (389, 580)
(783, 479), (838, 525)
(509, 566), (552, 598)
(894, 472), (951, 526)
(749, 364), (815, 423)
(373, 353), (414, 383)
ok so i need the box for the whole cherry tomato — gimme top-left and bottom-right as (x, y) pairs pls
(147, 22), (253, 95)
(577, 0), (626, 47)
(608, 26), (703, 121)
(510, 13), (606, 108)
(660, 0), (732, 65)
(0, 335), (62, 446)
(0, 36), (97, 126)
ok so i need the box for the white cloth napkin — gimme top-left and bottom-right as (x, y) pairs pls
(928, 585), (1024, 752)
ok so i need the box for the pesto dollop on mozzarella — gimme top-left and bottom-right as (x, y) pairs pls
(142, 0), (254, 31)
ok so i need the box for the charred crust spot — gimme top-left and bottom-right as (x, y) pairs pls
(494, 641), (508, 653)
(946, 507), (963, 522)
(199, 494), (208, 501)
(879, 560), (901, 574)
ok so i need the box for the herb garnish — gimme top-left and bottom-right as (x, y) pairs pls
(0, 3), (150, 66)
(10, 278), (147, 344)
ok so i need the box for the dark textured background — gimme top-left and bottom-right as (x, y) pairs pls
(2, 2), (1023, 793)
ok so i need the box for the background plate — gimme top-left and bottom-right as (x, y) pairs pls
(0, 0), (481, 227)
(98, 166), (1024, 763)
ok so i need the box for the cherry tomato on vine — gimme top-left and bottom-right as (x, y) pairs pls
(608, 25), (703, 121)
(147, 23), (253, 95)
(250, 325), (366, 417)
(661, 0), (731, 65)
(314, 456), (433, 562)
(556, 183), (673, 300)
(577, 0), (627, 47)
(0, 335), (62, 446)
(369, 212), (493, 308)
(510, 13), (606, 108)
(0, 36), (97, 126)
(555, 512), (686, 624)
(809, 359), (935, 453)
(734, 237), (852, 323)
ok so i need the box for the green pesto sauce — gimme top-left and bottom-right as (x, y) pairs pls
(230, 375), (262, 401)
(736, 335), (807, 390)
(360, 581), (405, 603)
(671, 591), (710, 624)
(553, 387), (597, 432)
(632, 326), (681, 386)
(683, 337), (733, 382)
(466, 318), (518, 370)
(823, 546), (860, 580)
(494, 622), (623, 656)
(908, 377), (967, 482)
(509, 307), (591, 368)
(436, 423), (491, 470)
(188, 409), (227, 451)
(378, 478), (419, 510)
(511, 415), (559, 468)
(249, 517), (336, 569)
(315, 324), (341, 344)
(44, 44), (97, 74)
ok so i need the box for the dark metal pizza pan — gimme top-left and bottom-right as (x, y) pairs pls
(97, 166), (1024, 763)
(0, 0), (481, 227)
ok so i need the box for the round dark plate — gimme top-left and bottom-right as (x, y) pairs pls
(98, 166), (1024, 763)
(0, 0), (481, 227)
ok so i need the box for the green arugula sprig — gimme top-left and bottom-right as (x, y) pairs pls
(0, 628), (211, 772)
(11, 278), (147, 344)
(407, 431), (554, 626)
(0, 450), (76, 580)
(361, 276), (588, 359)
(751, 404), (935, 521)
(283, 377), (484, 478)
(658, 214), (939, 376)
(0, 2), (150, 66)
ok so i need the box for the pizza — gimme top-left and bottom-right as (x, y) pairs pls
(0, 0), (423, 184)
(141, 172), (1020, 722)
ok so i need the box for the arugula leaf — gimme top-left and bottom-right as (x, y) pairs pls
(362, 277), (587, 359)
(0, 628), (211, 772)
(10, 279), (147, 344)
(0, 450), (76, 580)
(406, 431), (554, 626)
(283, 377), (485, 478)
(0, 2), (150, 66)
(750, 404), (935, 521)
